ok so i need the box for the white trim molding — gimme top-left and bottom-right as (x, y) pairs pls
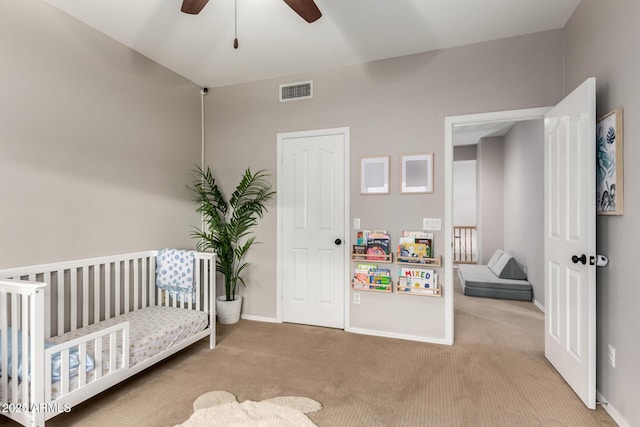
(597, 391), (630, 427)
(444, 107), (551, 345)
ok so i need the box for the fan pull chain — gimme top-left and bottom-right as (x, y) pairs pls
(233, 0), (239, 49)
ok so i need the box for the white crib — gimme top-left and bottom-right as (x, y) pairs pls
(0, 250), (216, 427)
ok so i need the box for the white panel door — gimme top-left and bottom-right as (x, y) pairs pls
(279, 129), (347, 329)
(544, 78), (596, 409)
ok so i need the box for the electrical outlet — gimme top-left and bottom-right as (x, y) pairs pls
(354, 218), (361, 230)
(608, 344), (616, 368)
(353, 292), (360, 304)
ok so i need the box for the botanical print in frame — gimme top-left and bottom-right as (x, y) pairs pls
(596, 109), (624, 215)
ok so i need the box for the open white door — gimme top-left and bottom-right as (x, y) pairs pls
(544, 78), (596, 409)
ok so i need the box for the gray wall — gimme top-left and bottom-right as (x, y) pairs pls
(477, 137), (505, 264)
(0, 0), (202, 267)
(503, 120), (544, 306)
(205, 30), (564, 340)
(565, 1), (640, 424)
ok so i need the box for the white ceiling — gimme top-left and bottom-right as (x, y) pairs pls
(42, 0), (582, 88)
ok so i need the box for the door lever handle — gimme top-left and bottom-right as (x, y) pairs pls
(571, 254), (587, 265)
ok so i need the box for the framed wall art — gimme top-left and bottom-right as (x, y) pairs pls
(596, 108), (624, 215)
(401, 153), (433, 194)
(360, 156), (390, 194)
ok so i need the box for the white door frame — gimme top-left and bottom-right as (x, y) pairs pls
(276, 127), (351, 327)
(443, 107), (550, 345)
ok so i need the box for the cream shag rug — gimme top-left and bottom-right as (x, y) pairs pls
(176, 391), (322, 427)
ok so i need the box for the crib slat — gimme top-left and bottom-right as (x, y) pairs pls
(94, 266), (101, 324)
(78, 343), (87, 387)
(142, 257), (148, 309)
(61, 348), (70, 395)
(45, 344), (52, 403)
(45, 272), (53, 339)
(10, 293), (19, 402)
(21, 294), (29, 405)
(195, 259), (201, 311)
(122, 324), (130, 369)
(109, 332), (117, 373)
(83, 266), (89, 327)
(133, 259), (139, 311)
(57, 270), (64, 336)
(124, 260), (130, 314)
(114, 262), (121, 317)
(202, 260), (209, 311)
(204, 258), (209, 313)
(105, 264), (111, 320)
(70, 268), (78, 331)
(94, 337), (103, 380)
(150, 256), (156, 306)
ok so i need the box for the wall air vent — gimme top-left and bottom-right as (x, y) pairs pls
(279, 80), (313, 102)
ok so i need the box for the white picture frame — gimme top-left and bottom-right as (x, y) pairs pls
(401, 153), (433, 194)
(360, 156), (390, 194)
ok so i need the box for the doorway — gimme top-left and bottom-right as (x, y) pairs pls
(443, 107), (550, 344)
(276, 127), (350, 329)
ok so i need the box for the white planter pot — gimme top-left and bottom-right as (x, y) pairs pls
(216, 295), (243, 324)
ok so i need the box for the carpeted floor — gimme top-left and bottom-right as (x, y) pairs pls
(1, 277), (617, 427)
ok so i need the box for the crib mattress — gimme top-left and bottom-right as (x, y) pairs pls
(49, 306), (208, 367)
(1, 306), (209, 402)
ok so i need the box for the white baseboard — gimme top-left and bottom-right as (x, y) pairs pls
(597, 391), (628, 427)
(348, 327), (448, 345)
(240, 314), (281, 323)
(533, 299), (545, 313)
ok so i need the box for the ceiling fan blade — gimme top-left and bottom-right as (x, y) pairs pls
(282, 0), (322, 23)
(181, 0), (210, 15)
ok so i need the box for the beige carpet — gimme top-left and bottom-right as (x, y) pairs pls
(1, 278), (616, 427)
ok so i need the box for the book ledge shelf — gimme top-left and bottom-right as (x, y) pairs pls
(396, 255), (442, 267)
(351, 253), (393, 263)
(352, 280), (393, 293)
(396, 286), (442, 297)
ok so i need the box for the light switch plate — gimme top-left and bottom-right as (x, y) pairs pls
(354, 218), (361, 230)
(423, 218), (442, 231)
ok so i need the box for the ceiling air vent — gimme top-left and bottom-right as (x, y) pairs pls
(279, 80), (313, 102)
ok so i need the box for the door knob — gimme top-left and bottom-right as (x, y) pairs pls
(571, 254), (587, 265)
(334, 238), (342, 246)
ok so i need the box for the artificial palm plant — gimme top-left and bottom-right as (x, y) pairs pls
(189, 165), (275, 301)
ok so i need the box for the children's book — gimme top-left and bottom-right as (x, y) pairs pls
(399, 267), (436, 289)
(366, 232), (390, 261)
